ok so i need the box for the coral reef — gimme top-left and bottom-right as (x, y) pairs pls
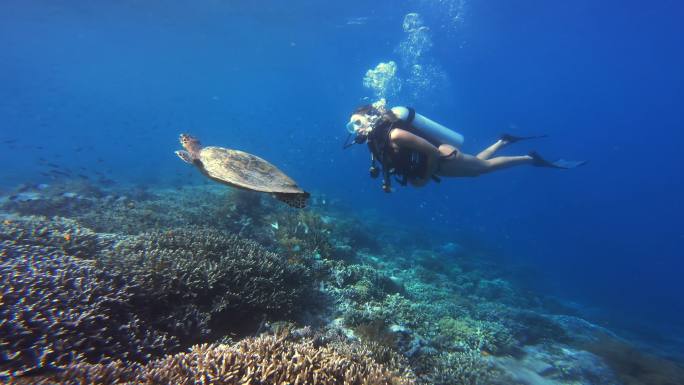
(267, 209), (336, 259)
(423, 350), (496, 385)
(1, 181), (103, 219)
(0, 214), (113, 259)
(1, 184), (254, 236)
(96, 226), (317, 343)
(436, 316), (515, 355)
(73, 186), (240, 235)
(0, 234), (175, 378)
(34, 333), (414, 385)
(3, 182), (682, 385)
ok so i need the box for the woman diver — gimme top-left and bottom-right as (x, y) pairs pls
(344, 99), (585, 192)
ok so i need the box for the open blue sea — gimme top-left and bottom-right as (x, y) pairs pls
(1, 1), (683, 384)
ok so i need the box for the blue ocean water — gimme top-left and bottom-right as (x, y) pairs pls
(1, 0), (683, 368)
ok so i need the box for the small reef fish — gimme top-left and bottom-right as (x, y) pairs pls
(346, 16), (369, 25)
(49, 169), (71, 177)
(97, 177), (116, 186)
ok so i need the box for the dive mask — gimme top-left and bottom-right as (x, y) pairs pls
(343, 113), (382, 147)
(343, 115), (370, 148)
(346, 118), (364, 134)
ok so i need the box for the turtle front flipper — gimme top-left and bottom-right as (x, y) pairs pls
(175, 150), (193, 164)
(273, 192), (310, 209)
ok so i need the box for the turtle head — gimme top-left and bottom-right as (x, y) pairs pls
(179, 133), (202, 157)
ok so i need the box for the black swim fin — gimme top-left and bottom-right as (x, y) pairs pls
(529, 151), (587, 169)
(500, 133), (548, 144)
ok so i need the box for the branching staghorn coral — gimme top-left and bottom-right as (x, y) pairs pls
(97, 227), (315, 344)
(423, 349), (496, 385)
(0, 214), (113, 259)
(436, 316), (515, 355)
(36, 333), (415, 385)
(0, 242), (176, 379)
(268, 209), (336, 259)
(0, 183), (257, 236)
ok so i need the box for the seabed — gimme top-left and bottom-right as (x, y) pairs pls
(1, 181), (683, 384)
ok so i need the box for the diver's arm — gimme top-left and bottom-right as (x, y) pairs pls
(390, 128), (441, 178)
(389, 128), (440, 158)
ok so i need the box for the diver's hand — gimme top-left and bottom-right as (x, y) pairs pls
(438, 145), (458, 159)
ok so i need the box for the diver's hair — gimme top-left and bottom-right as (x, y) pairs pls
(353, 105), (399, 122)
(353, 104), (376, 116)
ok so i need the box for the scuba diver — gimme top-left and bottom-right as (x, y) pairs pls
(344, 99), (586, 192)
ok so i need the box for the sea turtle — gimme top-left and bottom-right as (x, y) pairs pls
(175, 133), (310, 208)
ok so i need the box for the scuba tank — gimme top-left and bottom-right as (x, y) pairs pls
(390, 106), (464, 148)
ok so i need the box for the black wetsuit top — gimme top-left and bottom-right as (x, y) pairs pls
(367, 117), (436, 183)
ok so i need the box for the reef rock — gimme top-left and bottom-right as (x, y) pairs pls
(492, 344), (619, 385)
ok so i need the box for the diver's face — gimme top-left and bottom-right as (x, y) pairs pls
(347, 113), (372, 135)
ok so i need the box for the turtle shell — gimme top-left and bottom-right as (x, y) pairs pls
(197, 146), (305, 194)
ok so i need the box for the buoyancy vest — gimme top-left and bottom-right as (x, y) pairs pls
(367, 111), (428, 191)
(366, 107), (464, 192)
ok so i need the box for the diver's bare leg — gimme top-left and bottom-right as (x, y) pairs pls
(476, 139), (508, 160)
(484, 155), (533, 172)
(438, 152), (533, 177)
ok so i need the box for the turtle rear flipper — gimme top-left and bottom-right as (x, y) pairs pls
(273, 192), (310, 209)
